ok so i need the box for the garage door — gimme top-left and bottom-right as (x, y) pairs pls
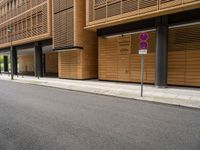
(99, 31), (156, 83)
(168, 24), (200, 87)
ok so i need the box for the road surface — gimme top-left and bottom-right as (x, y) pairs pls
(0, 80), (200, 150)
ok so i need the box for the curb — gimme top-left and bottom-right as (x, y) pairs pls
(6, 78), (200, 110)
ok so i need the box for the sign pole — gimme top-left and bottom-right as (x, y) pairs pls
(141, 54), (144, 97)
(139, 32), (149, 97)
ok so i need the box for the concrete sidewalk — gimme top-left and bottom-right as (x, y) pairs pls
(1, 74), (200, 109)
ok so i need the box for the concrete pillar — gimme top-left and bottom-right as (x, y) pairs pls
(155, 16), (168, 87)
(34, 42), (43, 77)
(43, 54), (46, 75)
(3, 56), (8, 72)
(11, 47), (18, 75)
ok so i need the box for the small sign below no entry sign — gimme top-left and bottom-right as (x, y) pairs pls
(139, 49), (147, 55)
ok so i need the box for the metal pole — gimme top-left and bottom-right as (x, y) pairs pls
(10, 31), (14, 80)
(38, 70), (40, 79)
(8, 27), (14, 80)
(141, 54), (144, 97)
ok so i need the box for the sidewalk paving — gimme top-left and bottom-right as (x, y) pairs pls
(1, 74), (200, 109)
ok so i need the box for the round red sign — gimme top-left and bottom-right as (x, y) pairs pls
(140, 41), (148, 49)
(139, 33), (149, 41)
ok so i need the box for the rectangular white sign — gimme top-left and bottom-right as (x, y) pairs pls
(139, 49), (147, 55)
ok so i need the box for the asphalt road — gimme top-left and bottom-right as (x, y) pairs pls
(0, 80), (200, 150)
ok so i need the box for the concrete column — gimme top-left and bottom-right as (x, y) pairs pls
(43, 54), (46, 75)
(155, 16), (168, 87)
(34, 42), (43, 77)
(11, 47), (18, 75)
(3, 56), (8, 72)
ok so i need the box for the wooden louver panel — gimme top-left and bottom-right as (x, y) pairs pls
(122, 0), (138, 14)
(53, 0), (73, 13)
(0, 2), (48, 45)
(59, 51), (81, 79)
(89, 0), (94, 21)
(95, 6), (106, 20)
(88, 0), (199, 23)
(99, 37), (118, 80)
(168, 24), (200, 87)
(95, 0), (106, 6)
(53, 0), (74, 49)
(107, 1), (121, 17)
(160, 0), (182, 9)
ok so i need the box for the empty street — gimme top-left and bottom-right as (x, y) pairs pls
(0, 80), (200, 150)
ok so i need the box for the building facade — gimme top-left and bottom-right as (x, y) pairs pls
(0, 0), (98, 79)
(52, 0), (98, 79)
(0, 0), (200, 87)
(86, 0), (200, 87)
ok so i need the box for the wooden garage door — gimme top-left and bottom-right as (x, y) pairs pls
(168, 24), (200, 87)
(99, 37), (118, 80)
(58, 51), (81, 79)
(99, 31), (156, 83)
(118, 36), (131, 81)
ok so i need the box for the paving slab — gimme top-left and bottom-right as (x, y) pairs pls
(0, 74), (200, 109)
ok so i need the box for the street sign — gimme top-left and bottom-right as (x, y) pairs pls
(139, 32), (149, 41)
(138, 32), (149, 97)
(139, 49), (147, 55)
(140, 41), (148, 50)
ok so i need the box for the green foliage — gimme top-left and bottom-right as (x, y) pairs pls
(0, 55), (2, 63)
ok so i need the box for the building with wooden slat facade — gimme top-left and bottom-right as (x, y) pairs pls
(86, 0), (200, 87)
(0, 0), (98, 79)
(0, 0), (200, 87)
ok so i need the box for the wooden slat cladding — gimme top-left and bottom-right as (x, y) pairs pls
(53, 0), (73, 14)
(107, 1), (121, 17)
(95, 6), (106, 20)
(139, 0), (157, 9)
(99, 37), (118, 80)
(58, 0), (98, 80)
(53, 0), (74, 49)
(58, 50), (81, 79)
(0, 0), (51, 49)
(122, 0), (138, 14)
(99, 32), (155, 83)
(86, 0), (200, 29)
(0, 2), (49, 45)
(95, 0), (106, 6)
(89, 0), (94, 21)
(53, 8), (74, 48)
(32, 0), (46, 7)
(168, 24), (200, 87)
(160, 0), (181, 9)
(118, 35), (131, 81)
